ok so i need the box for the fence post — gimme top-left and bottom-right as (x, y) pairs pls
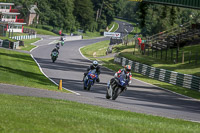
(195, 52), (198, 65)
(182, 50), (184, 64)
(156, 42), (158, 58)
(176, 47), (179, 63)
(171, 49), (173, 61)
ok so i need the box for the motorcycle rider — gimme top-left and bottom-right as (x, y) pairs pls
(60, 37), (64, 41)
(55, 42), (60, 49)
(51, 47), (59, 56)
(83, 60), (101, 82)
(110, 65), (132, 91)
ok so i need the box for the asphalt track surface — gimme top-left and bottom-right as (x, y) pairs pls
(1, 21), (200, 123)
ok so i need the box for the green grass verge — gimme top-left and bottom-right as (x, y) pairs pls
(0, 94), (199, 133)
(81, 40), (109, 58)
(24, 26), (58, 36)
(108, 21), (119, 32)
(80, 42), (200, 100)
(0, 48), (69, 93)
(20, 38), (41, 51)
(118, 44), (200, 77)
(81, 31), (102, 39)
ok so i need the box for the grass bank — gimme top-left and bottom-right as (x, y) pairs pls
(118, 44), (200, 77)
(81, 40), (109, 58)
(20, 38), (41, 51)
(108, 21), (119, 32)
(0, 94), (199, 133)
(0, 48), (68, 92)
(24, 26), (58, 36)
(80, 42), (200, 100)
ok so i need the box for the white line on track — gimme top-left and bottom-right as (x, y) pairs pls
(30, 43), (80, 95)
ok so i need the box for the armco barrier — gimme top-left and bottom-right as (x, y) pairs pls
(114, 56), (200, 91)
(10, 34), (37, 40)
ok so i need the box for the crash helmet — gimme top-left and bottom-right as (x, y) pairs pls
(125, 65), (131, 72)
(93, 60), (98, 68)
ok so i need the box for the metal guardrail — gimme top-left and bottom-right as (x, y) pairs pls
(114, 56), (200, 91)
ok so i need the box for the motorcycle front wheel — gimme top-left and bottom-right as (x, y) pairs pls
(87, 81), (92, 91)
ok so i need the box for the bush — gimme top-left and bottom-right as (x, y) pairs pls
(42, 25), (53, 31)
(36, 24), (43, 29)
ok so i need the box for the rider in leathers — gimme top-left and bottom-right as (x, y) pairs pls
(83, 61), (101, 82)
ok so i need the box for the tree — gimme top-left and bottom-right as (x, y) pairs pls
(74, 0), (95, 31)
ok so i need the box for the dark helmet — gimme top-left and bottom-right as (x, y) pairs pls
(125, 65), (131, 72)
(93, 60), (98, 68)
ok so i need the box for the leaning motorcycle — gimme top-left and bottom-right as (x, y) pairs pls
(83, 69), (98, 91)
(106, 73), (129, 100)
(51, 51), (58, 63)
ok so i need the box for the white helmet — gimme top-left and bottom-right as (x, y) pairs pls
(93, 60), (98, 68)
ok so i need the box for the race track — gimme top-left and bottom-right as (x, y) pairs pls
(28, 21), (200, 122)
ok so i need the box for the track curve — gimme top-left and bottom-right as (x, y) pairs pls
(31, 21), (200, 122)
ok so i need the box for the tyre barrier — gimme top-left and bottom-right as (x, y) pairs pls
(114, 56), (200, 91)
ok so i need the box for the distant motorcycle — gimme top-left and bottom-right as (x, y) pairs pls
(61, 41), (64, 46)
(106, 72), (129, 100)
(51, 51), (58, 63)
(83, 69), (98, 91)
(56, 44), (60, 49)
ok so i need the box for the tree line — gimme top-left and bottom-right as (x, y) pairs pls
(118, 0), (200, 36)
(6, 0), (121, 33)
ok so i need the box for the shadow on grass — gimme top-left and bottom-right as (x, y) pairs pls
(0, 65), (52, 86)
(0, 52), (33, 62)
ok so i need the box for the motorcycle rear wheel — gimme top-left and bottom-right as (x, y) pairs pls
(112, 87), (121, 100)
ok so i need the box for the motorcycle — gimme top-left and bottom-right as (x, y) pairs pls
(51, 51), (58, 63)
(83, 69), (98, 91)
(61, 41), (64, 46)
(56, 44), (60, 49)
(106, 72), (129, 100)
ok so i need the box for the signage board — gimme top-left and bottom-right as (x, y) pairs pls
(104, 32), (121, 38)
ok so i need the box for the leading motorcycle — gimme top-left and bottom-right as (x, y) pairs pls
(106, 72), (129, 100)
(83, 69), (98, 91)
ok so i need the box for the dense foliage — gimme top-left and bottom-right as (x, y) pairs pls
(118, 0), (200, 36)
(6, 0), (120, 33)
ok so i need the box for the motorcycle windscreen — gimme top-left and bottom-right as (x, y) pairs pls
(119, 74), (128, 87)
(52, 51), (58, 56)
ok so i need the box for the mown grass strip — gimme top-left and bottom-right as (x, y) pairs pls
(0, 48), (68, 92)
(81, 40), (109, 58)
(0, 94), (199, 133)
